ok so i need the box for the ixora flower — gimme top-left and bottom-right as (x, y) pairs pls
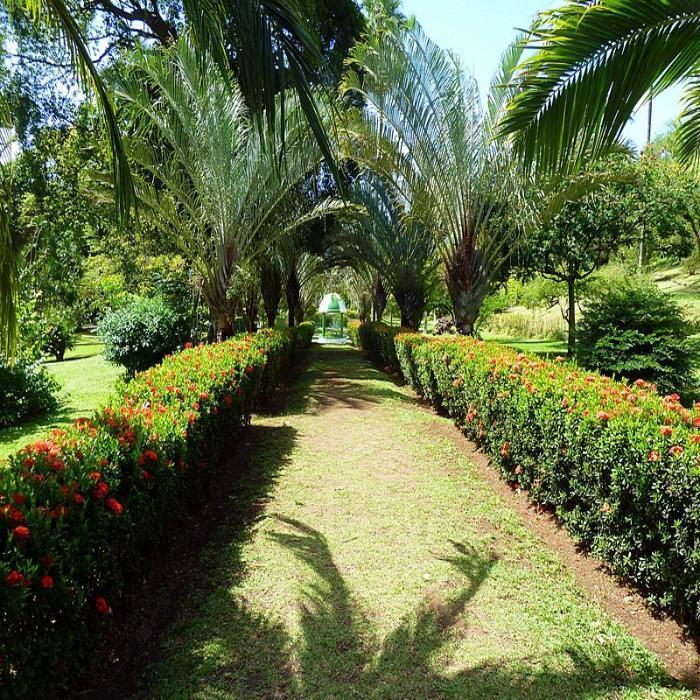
(95, 596), (112, 615)
(596, 411), (610, 422)
(12, 525), (30, 544)
(138, 450), (158, 465)
(648, 450), (661, 462)
(669, 445), (685, 458)
(93, 482), (110, 500)
(40, 575), (54, 590)
(105, 498), (124, 516)
(5, 570), (24, 587)
(660, 425), (673, 438)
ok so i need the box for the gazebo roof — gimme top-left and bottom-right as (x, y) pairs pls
(319, 293), (347, 314)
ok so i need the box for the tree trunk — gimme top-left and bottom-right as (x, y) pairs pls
(220, 319), (235, 341)
(242, 283), (259, 333)
(395, 287), (426, 331)
(445, 238), (488, 335)
(260, 260), (283, 328)
(567, 276), (576, 357)
(286, 271), (300, 328)
(372, 276), (388, 322)
(452, 294), (479, 335)
(294, 300), (305, 326)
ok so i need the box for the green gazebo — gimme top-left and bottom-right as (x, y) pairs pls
(319, 293), (347, 337)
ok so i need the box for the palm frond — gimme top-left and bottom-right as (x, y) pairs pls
(500, 0), (700, 174)
(10, 0), (135, 221)
(113, 37), (336, 328)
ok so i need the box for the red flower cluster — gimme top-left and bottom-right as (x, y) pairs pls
(0, 325), (315, 693)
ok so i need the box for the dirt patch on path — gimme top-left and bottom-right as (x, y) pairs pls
(423, 405), (700, 692)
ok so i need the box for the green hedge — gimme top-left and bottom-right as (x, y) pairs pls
(358, 322), (700, 629)
(0, 327), (311, 695)
(350, 321), (402, 373)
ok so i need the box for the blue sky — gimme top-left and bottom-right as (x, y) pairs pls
(400, 0), (683, 150)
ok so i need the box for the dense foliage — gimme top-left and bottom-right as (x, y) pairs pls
(97, 296), (191, 375)
(0, 356), (59, 428)
(577, 277), (699, 394)
(354, 321), (700, 629)
(0, 327), (312, 695)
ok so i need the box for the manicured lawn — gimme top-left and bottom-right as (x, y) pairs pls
(483, 334), (568, 358)
(0, 334), (122, 461)
(143, 343), (686, 698)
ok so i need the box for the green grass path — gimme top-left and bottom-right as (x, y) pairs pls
(145, 343), (687, 699)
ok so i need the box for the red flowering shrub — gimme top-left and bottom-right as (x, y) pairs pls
(0, 327), (311, 695)
(360, 324), (700, 629)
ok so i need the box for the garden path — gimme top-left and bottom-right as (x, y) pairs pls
(137, 343), (695, 698)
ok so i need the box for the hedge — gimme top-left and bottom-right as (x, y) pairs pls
(348, 321), (402, 373)
(356, 322), (700, 629)
(0, 324), (313, 695)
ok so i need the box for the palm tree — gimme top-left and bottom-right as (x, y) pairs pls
(0, 0), (338, 349)
(332, 176), (438, 330)
(499, 1), (700, 173)
(341, 15), (529, 333)
(114, 38), (340, 336)
(0, 100), (18, 356)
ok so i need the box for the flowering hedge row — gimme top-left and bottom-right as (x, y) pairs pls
(0, 324), (313, 695)
(355, 322), (700, 628)
(348, 321), (402, 373)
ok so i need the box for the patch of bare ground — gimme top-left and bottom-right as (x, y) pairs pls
(424, 409), (700, 692)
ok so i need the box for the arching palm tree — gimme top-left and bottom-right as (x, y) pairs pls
(0, 100), (17, 356)
(341, 15), (529, 333)
(332, 176), (438, 330)
(114, 38), (340, 336)
(499, 1), (700, 173)
(0, 0), (336, 349)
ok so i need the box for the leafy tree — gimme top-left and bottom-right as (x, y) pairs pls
(499, 1), (700, 173)
(633, 148), (700, 264)
(525, 180), (636, 355)
(0, 0), (345, 350)
(332, 176), (438, 330)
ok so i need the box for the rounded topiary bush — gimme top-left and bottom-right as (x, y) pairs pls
(98, 295), (190, 375)
(0, 357), (60, 427)
(577, 277), (699, 394)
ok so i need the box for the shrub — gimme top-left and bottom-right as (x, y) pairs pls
(391, 332), (700, 629)
(432, 316), (456, 335)
(354, 322), (402, 373)
(347, 319), (361, 346)
(41, 308), (78, 361)
(0, 357), (60, 428)
(98, 295), (191, 375)
(0, 328), (312, 695)
(577, 277), (699, 394)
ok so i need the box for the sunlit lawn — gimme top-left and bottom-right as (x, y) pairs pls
(0, 334), (122, 462)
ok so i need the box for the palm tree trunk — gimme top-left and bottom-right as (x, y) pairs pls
(242, 282), (259, 333)
(260, 259), (283, 328)
(372, 275), (388, 322)
(286, 271), (300, 328)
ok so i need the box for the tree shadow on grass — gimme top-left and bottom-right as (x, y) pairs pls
(171, 515), (682, 699)
(96, 422), (300, 700)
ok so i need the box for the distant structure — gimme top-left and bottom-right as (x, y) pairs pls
(318, 293), (347, 337)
